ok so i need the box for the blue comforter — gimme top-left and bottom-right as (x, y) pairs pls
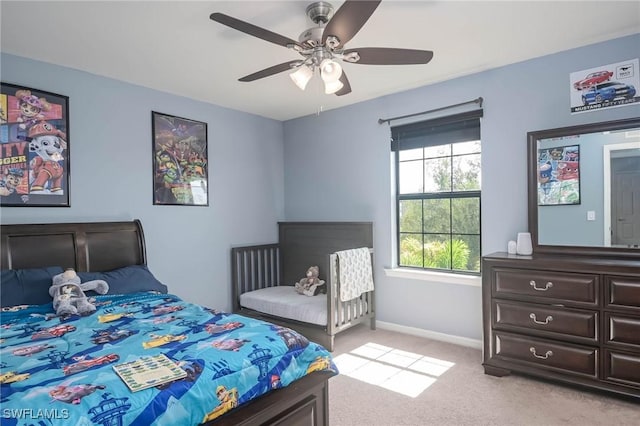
(0, 293), (337, 425)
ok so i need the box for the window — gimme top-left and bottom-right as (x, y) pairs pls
(392, 110), (482, 274)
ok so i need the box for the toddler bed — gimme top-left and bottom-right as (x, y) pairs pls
(232, 222), (376, 352)
(0, 220), (336, 426)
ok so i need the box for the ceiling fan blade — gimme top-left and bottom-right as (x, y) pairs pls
(239, 61), (301, 82)
(322, 1), (381, 48)
(335, 71), (352, 96)
(210, 12), (302, 49)
(344, 48), (434, 65)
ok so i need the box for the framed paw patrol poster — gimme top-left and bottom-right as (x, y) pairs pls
(0, 82), (70, 207)
(537, 144), (581, 206)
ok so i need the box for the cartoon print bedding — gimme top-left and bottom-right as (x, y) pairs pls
(0, 292), (337, 425)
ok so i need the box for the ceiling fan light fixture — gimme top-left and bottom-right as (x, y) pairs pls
(323, 79), (344, 95)
(320, 59), (342, 83)
(210, 0), (433, 96)
(211, 0), (433, 98)
(290, 65), (314, 90)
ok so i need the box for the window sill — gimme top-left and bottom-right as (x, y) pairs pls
(384, 267), (482, 287)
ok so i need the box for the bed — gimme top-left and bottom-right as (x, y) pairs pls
(0, 220), (337, 426)
(231, 222), (376, 352)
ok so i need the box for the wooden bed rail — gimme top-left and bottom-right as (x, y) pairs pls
(231, 244), (280, 313)
(328, 250), (376, 337)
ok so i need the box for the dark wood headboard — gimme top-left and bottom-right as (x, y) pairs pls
(0, 220), (146, 272)
(278, 221), (373, 286)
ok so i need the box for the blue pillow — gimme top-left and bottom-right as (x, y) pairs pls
(78, 264), (168, 295)
(1, 266), (64, 308)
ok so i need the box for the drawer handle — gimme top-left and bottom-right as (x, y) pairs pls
(530, 347), (553, 360)
(530, 280), (553, 291)
(529, 313), (553, 325)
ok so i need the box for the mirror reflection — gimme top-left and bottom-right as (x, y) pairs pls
(536, 125), (640, 248)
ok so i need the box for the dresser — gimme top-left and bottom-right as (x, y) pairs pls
(482, 252), (640, 399)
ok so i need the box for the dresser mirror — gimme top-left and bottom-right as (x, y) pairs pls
(527, 117), (640, 258)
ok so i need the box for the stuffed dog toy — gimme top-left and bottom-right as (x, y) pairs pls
(49, 268), (109, 316)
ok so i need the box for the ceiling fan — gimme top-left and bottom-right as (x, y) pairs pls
(210, 0), (433, 96)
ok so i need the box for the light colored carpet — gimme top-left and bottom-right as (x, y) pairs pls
(329, 326), (639, 426)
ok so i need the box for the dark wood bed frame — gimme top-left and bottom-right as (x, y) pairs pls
(232, 221), (376, 352)
(0, 219), (336, 426)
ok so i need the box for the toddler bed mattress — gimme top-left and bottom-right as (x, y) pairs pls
(240, 286), (328, 326)
(0, 292), (336, 425)
(239, 286), (370, 327)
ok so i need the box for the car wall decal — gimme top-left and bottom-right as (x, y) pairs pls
(570, 58), (639, 114)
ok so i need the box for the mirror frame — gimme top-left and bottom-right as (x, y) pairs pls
(527, 116), (640, 258)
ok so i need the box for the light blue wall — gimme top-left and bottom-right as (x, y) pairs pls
(538, 130), (634, 246)
(2, 35), (638, 342)
(283, 34), (640, 341)
(0, 53), (285, 311)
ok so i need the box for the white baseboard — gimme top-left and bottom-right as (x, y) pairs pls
(376, 321), (482, 349)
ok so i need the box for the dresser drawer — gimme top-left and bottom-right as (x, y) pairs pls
(493, 300), (597, 342)
(606, 276), (640, 311)
(604, 350), (640, 388)
(494, 332), (597, 377)
(494, 268), (598, 305)
(606, 313), (640, 349)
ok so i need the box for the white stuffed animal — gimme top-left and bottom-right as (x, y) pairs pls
(49, 268), (109, 316)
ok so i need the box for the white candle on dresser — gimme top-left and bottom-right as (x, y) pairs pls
(516, 232), (533, 255)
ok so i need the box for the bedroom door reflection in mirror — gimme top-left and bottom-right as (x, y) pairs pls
(605, 139), (640, 247)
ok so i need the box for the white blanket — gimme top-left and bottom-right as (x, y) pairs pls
(336, 247), (374, 302)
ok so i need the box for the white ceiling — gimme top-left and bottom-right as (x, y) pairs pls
(2, 1), (639, 121)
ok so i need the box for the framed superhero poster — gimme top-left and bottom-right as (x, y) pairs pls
(152, 111), (208, 206)
(0, 82), (70, 207)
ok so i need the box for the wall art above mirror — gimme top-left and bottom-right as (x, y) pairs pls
(527, 117), (640, 258)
